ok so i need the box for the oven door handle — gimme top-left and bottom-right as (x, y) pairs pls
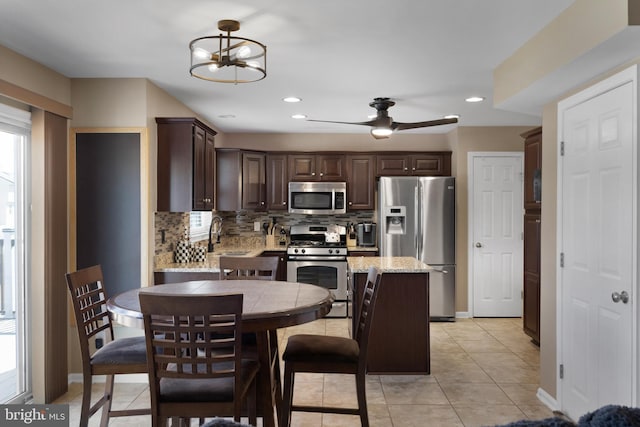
(287, 256), (347, 262)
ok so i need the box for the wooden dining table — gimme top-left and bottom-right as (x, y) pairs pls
(106, 279), (334, 427)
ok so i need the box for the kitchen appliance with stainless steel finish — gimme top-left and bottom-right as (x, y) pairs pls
(287, 224), (348, 317)
(379, 176), (456, 320)
(288, 181), (347, 215)
(356, 222), (377, 247)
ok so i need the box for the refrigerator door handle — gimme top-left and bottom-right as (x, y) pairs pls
(430, 268), (449, 274)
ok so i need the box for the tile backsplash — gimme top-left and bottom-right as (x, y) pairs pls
(154, 210), (375, 256)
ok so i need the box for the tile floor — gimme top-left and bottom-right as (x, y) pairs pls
(54, 317), (553, 427)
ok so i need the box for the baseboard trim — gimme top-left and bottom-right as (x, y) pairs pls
(455, 311), (471, 318)
(68, 373), (148, 384)
(536, 387), (559, 411)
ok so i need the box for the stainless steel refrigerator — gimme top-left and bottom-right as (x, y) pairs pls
(378, 176), (456, 320)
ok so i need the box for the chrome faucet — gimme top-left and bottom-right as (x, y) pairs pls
(208, 216), (223, 252)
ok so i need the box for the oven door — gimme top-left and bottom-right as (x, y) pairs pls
(287, 259), (348, 317)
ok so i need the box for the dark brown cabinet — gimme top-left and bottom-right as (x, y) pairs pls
(266, 154), (288, 210)
(346, 154), (375, 210)
(260, 250), (287, 281)
(521, 127), (542, 344)
(523, 213), (541, 343)
(376, 152), (451, 176)
(216, 149), (266, 211)
(347, 251), (378, 257)
(288, 154), (346, 181)
(352, 271), (429, 374)
(156, 117), (217, 211)
(523, 128), (542, 210)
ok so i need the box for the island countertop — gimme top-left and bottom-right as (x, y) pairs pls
(347, 256), (431, 273)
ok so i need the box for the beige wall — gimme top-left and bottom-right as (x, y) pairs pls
(494, 0), (633, 105)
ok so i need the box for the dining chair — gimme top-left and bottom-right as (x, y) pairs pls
(280, 266), (383, 427)
(218, 256), (279, 280)
(218, 255), (283, 421)
(139, 292), (260, 427)
(65, 264), (150, 427)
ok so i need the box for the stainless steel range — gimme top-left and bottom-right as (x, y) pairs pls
(287, 224), (348, 318)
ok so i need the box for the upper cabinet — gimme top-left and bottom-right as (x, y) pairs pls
(156, 117), (216, 212)
(522, 127), (542, 210)
(288, 154), (346, 181)
(376, 152), (451, 176)
(346, 154), (375, 210)
(266, 154), (288, 210)
(216, 149), (267, 211)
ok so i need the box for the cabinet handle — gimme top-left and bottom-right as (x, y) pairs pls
(349, 201), (353, 205)
(320, 172), (324, 177)
(404, 167), (408, 171)
(312, 172), (316, 176)
(282, 201), (287, 205)
(412, 167), (416, 171)
(261, 201), (265, 205)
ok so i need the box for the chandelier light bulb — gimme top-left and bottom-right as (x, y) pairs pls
(193, 47), (210, 60)
(236, 45), (251, 58)
(208, 63), (219, 72)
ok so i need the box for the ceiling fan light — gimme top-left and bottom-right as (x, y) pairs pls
(371, 127), (392, 137)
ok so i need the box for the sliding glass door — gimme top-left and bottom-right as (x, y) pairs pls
(0, 104), (30, 403)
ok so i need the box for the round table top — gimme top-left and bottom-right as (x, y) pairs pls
(107, 280), (335, 331)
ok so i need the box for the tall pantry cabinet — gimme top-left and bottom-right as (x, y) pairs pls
(522, 127), (542, 344)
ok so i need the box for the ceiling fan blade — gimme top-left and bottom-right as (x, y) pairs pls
(307, 118), (376, 127)
(392, 117), (458, 131)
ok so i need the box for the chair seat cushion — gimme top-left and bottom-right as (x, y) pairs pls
(91, 335), (147, 366)
(283, 334), (359, 364)
(159, 359), (259, 403)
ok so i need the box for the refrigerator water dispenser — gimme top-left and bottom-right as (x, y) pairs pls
(384, 206), (406, 234)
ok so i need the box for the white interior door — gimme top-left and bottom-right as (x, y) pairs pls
(470, 153), (524, 317)
(558, 66), (636, 420)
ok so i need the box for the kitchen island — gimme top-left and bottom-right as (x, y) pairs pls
(348, 256), (431, 374)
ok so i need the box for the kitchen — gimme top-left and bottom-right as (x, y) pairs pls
(1, 0), (639, 424)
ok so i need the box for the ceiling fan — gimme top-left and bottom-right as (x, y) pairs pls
(308, 97), (458, 139)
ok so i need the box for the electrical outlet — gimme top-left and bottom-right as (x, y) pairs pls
(254, 221), (261, 232)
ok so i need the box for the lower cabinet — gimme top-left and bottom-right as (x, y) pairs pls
(260, 250), (287, 281)
(352, 272), (430, 374)
(347, 250), (378, 257)
(523, 213), (541, 344)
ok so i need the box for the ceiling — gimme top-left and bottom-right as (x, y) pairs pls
(0, 0), (575, 135)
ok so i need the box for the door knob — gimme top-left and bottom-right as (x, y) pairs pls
(475, 242), (483, 248)
(612, 291), (630, 304)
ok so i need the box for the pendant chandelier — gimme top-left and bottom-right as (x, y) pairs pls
(189, 19), (267, 84)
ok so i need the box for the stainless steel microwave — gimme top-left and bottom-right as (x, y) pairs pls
(288, 182), (347, 214)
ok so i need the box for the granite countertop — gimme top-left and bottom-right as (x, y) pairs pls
(155, 241), (278, 273)
(347, 246), (378, 252)
(347, 256), (432, 273)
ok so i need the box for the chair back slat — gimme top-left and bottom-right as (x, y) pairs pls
(219, 256), (279, 280)
(354, 267), (382, 371)
(140, 293), (245, 383)
(65, 265), (115, 360)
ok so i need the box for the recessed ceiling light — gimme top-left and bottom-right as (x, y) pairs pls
(444, 114), (460, 119)
(218, 114), (236, 119)
(465, 96), (484, 103)
(283, 97), (301, 103)
(292, 114), (307, 119)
